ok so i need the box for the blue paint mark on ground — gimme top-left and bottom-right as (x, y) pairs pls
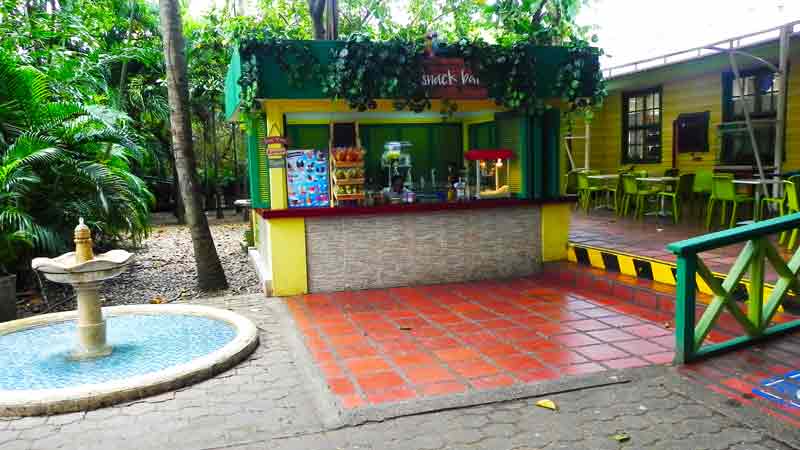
(753, 370), (800, 409)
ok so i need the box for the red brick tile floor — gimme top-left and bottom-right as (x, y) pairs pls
(570, 209), (794, 284)
(287, 278), (678, 410)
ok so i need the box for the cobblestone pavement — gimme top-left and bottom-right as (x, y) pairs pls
(1, 295), (797, 450)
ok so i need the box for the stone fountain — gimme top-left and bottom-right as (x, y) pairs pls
(32, 219), (133, 359)
(0, 219), (259, 417)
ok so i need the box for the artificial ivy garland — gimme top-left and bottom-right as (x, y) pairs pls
(237, 34), (606, 119)
(239, 37), (323, 110)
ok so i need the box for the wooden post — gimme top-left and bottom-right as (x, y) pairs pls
(675, 253), (697, 364)
(748, 238), (765, 332)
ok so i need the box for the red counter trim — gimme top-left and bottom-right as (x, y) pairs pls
(257, 197), (575, 219)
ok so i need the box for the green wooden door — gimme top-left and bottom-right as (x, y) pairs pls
(542, 109), (561, 198)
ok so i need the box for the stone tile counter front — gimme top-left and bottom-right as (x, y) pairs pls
(253, 200), (573, 296)
(306, 205), (541, 292)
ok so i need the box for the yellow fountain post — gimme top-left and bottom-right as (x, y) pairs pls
(72, 218), (112, 359)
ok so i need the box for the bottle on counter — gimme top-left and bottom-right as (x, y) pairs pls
(455, 178), (466, 201)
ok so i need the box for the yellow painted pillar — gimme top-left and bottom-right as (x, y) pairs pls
(250, 209), (259, 246)
(263, 101), (287, 210)
(267, 217), (308, 296)
(540, 203), (571, 262)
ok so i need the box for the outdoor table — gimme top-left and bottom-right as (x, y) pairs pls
(636, 176), (679, 218)
(587, 174), (619, 210)
(732, 178), (784, 224)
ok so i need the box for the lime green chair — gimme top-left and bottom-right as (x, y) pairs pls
(564, 169), (580, 195)
(706, 174), (753, 229)
(605, 176), (620, 213)
(613, 167), (635, 215)
(759, 181), (786, 221)
(621, 174), (661, 219)
(658, 173), (694, 224)
(692, 170), (714, 218)
(576, 170), (603, 212)
(693, 170), (713, 194)
(780, 180), (800, 248)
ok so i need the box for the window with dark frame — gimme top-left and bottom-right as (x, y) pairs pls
(720, 70), (779, 165)
(622, 88), (662, 163)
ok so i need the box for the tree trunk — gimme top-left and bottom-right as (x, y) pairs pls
(308, 0), (326, 39)
(211, 108), (224, 219)
(158, 0), (228, 291)
(202, 116), (212, 210)
(169, 148), (186, 224)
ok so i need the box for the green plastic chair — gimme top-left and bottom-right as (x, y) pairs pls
(576, 170), (603, 212)
(706, 174), (754, 229)
(564, 170), (580, 195)
(612, 167), (635, 215)
(759, 180), (786, 221)
(780, 179), (800, 247)
(693, 170), (713, 194)
(691, 170), (714, 218)
(621, 174), (661, 219)
(605, 176), (620, 212)
(658, 173), (694, 224)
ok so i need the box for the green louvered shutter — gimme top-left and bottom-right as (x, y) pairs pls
(495, 113), (528, 198)
(246, 115), (270, 208)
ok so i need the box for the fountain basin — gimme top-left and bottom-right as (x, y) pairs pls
(32, 249), (134, 284)
(0, 304), (259, 416)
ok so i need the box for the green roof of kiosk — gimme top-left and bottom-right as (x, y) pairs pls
(225, 40), (600, 120)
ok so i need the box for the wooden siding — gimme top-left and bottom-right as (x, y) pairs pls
(561, 39), (800, 192)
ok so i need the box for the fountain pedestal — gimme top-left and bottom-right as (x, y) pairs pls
(72, 281), (111, 359)
(32, 219), (133, 360)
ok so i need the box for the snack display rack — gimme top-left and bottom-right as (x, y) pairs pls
(330, 147), (366, 205)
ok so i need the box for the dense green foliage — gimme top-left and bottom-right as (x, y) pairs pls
(0, 53), (152, 271)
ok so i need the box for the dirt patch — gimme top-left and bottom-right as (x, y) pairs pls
(21, 214), (259, 318)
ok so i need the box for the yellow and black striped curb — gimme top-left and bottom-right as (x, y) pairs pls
(567, 243), (762, 301)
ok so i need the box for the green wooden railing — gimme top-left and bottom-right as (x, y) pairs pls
(667, 213), (800, 363)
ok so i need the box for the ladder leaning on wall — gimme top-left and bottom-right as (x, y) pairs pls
(708, 24), (794, 199)
(563, 122), (591, 172)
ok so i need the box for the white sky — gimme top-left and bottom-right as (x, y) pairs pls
(187, 0), (800, 67)
(578, 0), (799, 68)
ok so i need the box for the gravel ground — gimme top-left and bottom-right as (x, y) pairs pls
(21, 210), (259, 317)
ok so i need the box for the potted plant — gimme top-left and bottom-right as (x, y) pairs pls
(0, 229), (31, 322)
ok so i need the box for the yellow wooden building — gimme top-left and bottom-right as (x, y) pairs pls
(562, 22), (799, 184)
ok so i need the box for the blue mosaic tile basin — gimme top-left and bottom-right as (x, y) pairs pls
(0, 314), (236, 391)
